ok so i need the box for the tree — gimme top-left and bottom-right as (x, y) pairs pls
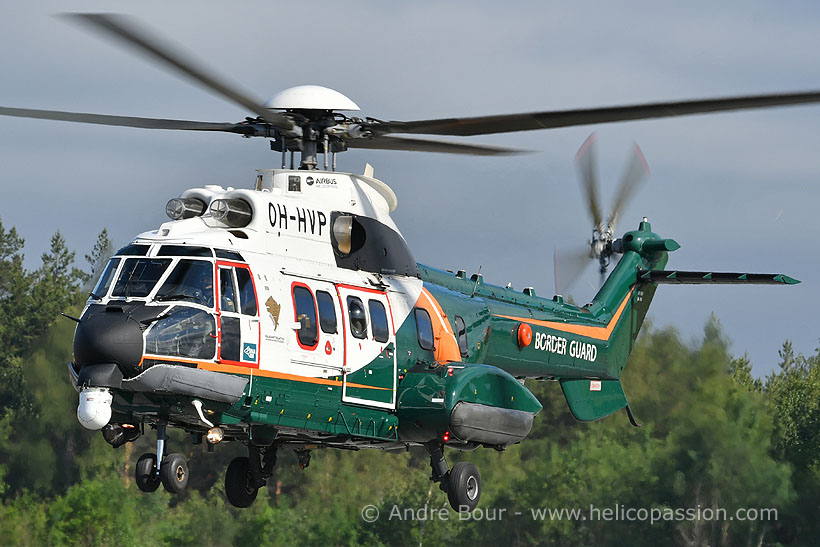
(83, 228), (113, 291)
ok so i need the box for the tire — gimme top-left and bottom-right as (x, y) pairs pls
(135, 453), (160, 493)
(225, 456), (258, 508)
(447, 462), (481, 512)
(160, 453), (189, 494)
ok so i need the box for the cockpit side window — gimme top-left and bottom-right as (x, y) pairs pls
(154, 260), (214, 307)
(145, 307), (216, 359)
(111, 258), (172, 298)
(219, 268), (237, 312)
(92, 258), (120, 299)
(236, 268), (258, 316)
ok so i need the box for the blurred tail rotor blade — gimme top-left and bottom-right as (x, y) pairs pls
(554, 246), (592, 296)
(607, 142), (650, 228)
(575, 133), (603, 227)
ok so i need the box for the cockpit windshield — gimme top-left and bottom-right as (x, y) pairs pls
(111, 258), (172, 298)
(91, 258), (120, 299)
(154, 260), (214, 307)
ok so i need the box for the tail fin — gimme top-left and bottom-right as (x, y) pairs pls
(560, 218), (798, 424)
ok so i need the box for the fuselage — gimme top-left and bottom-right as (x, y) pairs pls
(70, 168), (664, 449)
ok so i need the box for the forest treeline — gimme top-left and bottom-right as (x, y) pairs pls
(0, 217), (818, 546)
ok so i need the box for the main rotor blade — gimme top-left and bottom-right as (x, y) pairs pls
(0, 106), (248, 132)
(575, 133), (603, 227)
(345, 136), (526, 156)
(64, 13), (294, 131)
(554, 246), (592, 296)
(376, 90), (820, 137)
(607, 143), (650, 228)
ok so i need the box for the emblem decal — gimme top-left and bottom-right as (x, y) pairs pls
(242, 343), (258, 362)
(265, 296), (281, 330)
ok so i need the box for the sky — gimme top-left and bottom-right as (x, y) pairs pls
(0, 1), (818, 376)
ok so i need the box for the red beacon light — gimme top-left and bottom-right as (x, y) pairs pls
(442, 431), (450, 442)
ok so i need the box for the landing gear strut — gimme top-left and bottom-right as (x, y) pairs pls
(135, 418), (189, 494)
(425, 441), (482, 512)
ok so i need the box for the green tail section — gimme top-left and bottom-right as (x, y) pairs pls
(585, 219), (673, 382)
(560, 218), (798, 423)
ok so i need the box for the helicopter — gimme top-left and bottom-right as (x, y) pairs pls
(0, 14), (815, 512)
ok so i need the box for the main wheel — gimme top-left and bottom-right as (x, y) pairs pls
(225, 456), (258, 508)
(135, 453), (160, 493)
(447, 462), (481, 512)
(160, 453), (189, 494)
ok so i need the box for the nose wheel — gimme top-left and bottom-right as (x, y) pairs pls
(135, 453), (161, 492)
(134, 418), (189, 495)
(135, 451), (189, 494)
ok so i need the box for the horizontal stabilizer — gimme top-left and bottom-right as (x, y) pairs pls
(637, 270), (799, 285)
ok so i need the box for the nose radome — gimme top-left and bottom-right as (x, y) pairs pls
(73, 309), (145, 377)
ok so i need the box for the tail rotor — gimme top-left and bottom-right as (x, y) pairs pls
(553, 133), (650, 295)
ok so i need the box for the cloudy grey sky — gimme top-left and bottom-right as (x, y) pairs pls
(1, 1), (818, 376)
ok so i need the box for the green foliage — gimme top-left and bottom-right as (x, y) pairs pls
(0, 219), (817, 545)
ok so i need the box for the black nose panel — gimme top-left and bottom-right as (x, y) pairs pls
(73, 308), (145, 377)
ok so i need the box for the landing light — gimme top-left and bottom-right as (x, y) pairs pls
(332, 215), (353, 255)
(166, 197), (206, 220)
(206, 426), (224, 444)
(210, 199), (253, 227)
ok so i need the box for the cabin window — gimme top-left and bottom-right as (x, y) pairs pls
(236, 268), (258, 316)
(155, 259), (214, 306)
(111, 258), (172, 298)
(369, 300), (389, 343)
(415, 308), (435, 352)
(316, 290), (337, 334)
(293, 285), (319, 348)
(347, 296), (368, 339)
(455, 315), (469, 357)
(219, 268), (237, 312)
(92, 258), (120, 299)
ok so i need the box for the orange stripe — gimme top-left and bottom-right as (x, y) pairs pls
(144, 357), (392, 391)
(418, 288), (462, 363)
(493, 288), (634, 341)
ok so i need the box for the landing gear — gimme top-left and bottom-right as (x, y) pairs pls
(447, 462), (481, 512)
(135, 453), (161, 492)
(425, 441), (482, 512)
(160, 453), (189, 494)
(135, 418), (190, 495)
(225, 456), (258, 508)
(224, 444), (278, 508)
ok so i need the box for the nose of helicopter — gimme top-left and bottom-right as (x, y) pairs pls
(73, 308), (145, 378)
